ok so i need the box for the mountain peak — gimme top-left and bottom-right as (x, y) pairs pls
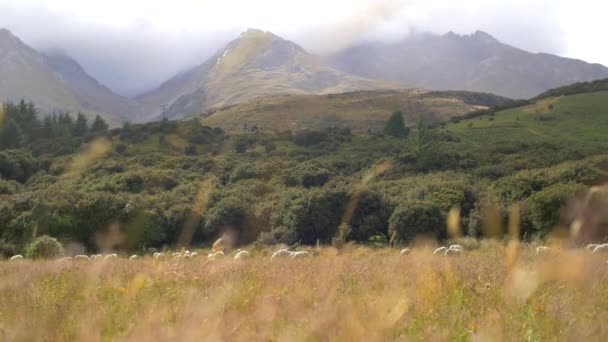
(0, 28), (23, 47)
(472, 30), (498, 43)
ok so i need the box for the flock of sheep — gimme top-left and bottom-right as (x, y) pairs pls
(6, 242), (608, 263)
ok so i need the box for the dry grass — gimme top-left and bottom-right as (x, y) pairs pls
(1, 242), (608, 341)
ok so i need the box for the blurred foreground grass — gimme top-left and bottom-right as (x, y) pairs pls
(1, 242), (608, 341)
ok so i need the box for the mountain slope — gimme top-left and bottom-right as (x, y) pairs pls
(330, 31), (608, 99)
(43, 53), (144, 121)
(137, 29), (400, 121)
(0, 28), (138, 125)
(200, 89), (511, 133)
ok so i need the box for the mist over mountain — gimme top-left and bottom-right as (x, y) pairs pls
(137, 29), (399, 121)
(0, 28), (138, 124)
(2, 27), (608, 122)
(329, 31), (608, 99)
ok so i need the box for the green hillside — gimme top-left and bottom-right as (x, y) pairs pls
(1, 89), (607, 255)
(200, 89), (510, 133)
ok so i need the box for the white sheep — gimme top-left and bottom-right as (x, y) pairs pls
(57, 256), (73, 262)
(172, 252), (182, 258)
(445, 248), (463, 257)
(536, 246), (550, 255)
(153, 252), (165, 259)
(400, 248), (411, 256)
(104, 254), (118, 260)
(586, 244), (599, 252)
(74, 255), (90, 261)
(433, 247), (447, 255)
(449, 244), (464, 251)
(592, 243), (608, 254)
(207, 251), (225, 261)
(129, 255), (139, 260)
(234, 250), (251, 260)
(291, 251), (310, 259)
(271, 248), (293, 261)
(10, 255), (23, 261)
(189, 252), (199, 258)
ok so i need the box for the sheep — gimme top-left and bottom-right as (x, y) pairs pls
(172, 252), (182, 258)
(586, 244), (599, 252)
(57, 256), (73, 262)
(400, 248), (411, 256)
(592, 243), (608, 254)
(449, 244), (464, 251)
(74, 255), (91, 261)
(189, 252), (199, 258)
(153, 252), (165, 259)
(10, 255), (23, 261)
(129, 255), (139, 260)
(271, 248), (293, 261)
(445, 248), (463, 257)
(291, 251), (310, 259)
(536, 246), (550, 255)
(104, 254), (118, 260)
(207, 251), (225, 261)
(234, 250), (251, 260)
(433, 247), (447, 256)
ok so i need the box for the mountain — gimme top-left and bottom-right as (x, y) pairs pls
(329, 31), (608, 99)
(43, 53), (144, 121)
(137, 29), (400, 121)
(0, 28), (139, 125)
(199, 89), (511, 133)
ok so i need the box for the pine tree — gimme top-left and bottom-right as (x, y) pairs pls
(72, 113), (88, 136)
(90, 115), (109, 133)
(383, 111), (409, 138)
(0, 118), (23, 148)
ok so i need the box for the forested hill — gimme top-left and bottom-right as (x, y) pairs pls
(1, 88), (608, 256)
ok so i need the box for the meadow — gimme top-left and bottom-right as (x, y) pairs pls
(2, 242), (608, 341)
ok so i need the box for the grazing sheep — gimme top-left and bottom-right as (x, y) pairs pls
(172, 252), (182, 258)
(592, 243), (608, 254)
(234, 250), (251, 260)
(291, 251), (310, 259)
(536, 246), (550, 255)
(400, 248), (411, 256)
(129, 255), (138, 260)
(189, 252), (199, 258)
(207, 251), (225, 261)
(449, 244), (464, 251)
(10, 255), (23, 261)
(74, 255), (90, 261)
(586, 244), (600, 252)
(57, 256), (73, 262)
(104, 254), (118, 260)
(445, 248), (463, 257)
(153, 252), (165, 259)
(271, 248), (293, 261)
(433, 247), (447, 256)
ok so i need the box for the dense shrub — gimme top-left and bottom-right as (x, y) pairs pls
(388, 201), (444, 242)
(25, 235), (64, 259)
(286, 162), (334, 188)
(527, 182), (586, 235)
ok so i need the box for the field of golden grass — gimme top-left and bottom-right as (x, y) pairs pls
(1, 241), (608, 341)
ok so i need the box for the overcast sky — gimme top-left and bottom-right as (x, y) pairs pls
(0, 0), (606, 96)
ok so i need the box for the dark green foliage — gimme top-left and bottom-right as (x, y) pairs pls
(388, 201), (444, 242)
(72, 113), (88, 136)
(0, 119), (23, 148)
(25, 235), (63, 259)
(0, 150), (36, 182)
(383, 111), (409, 138)
(286, 162), (333, 188)
(90, 115), (109, 133)
(527, 183), (586, 235)
(535, 78), (608, 99)
(274, 188), (348, 244)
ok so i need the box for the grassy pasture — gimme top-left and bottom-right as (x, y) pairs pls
(1, 242), (608, 341)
